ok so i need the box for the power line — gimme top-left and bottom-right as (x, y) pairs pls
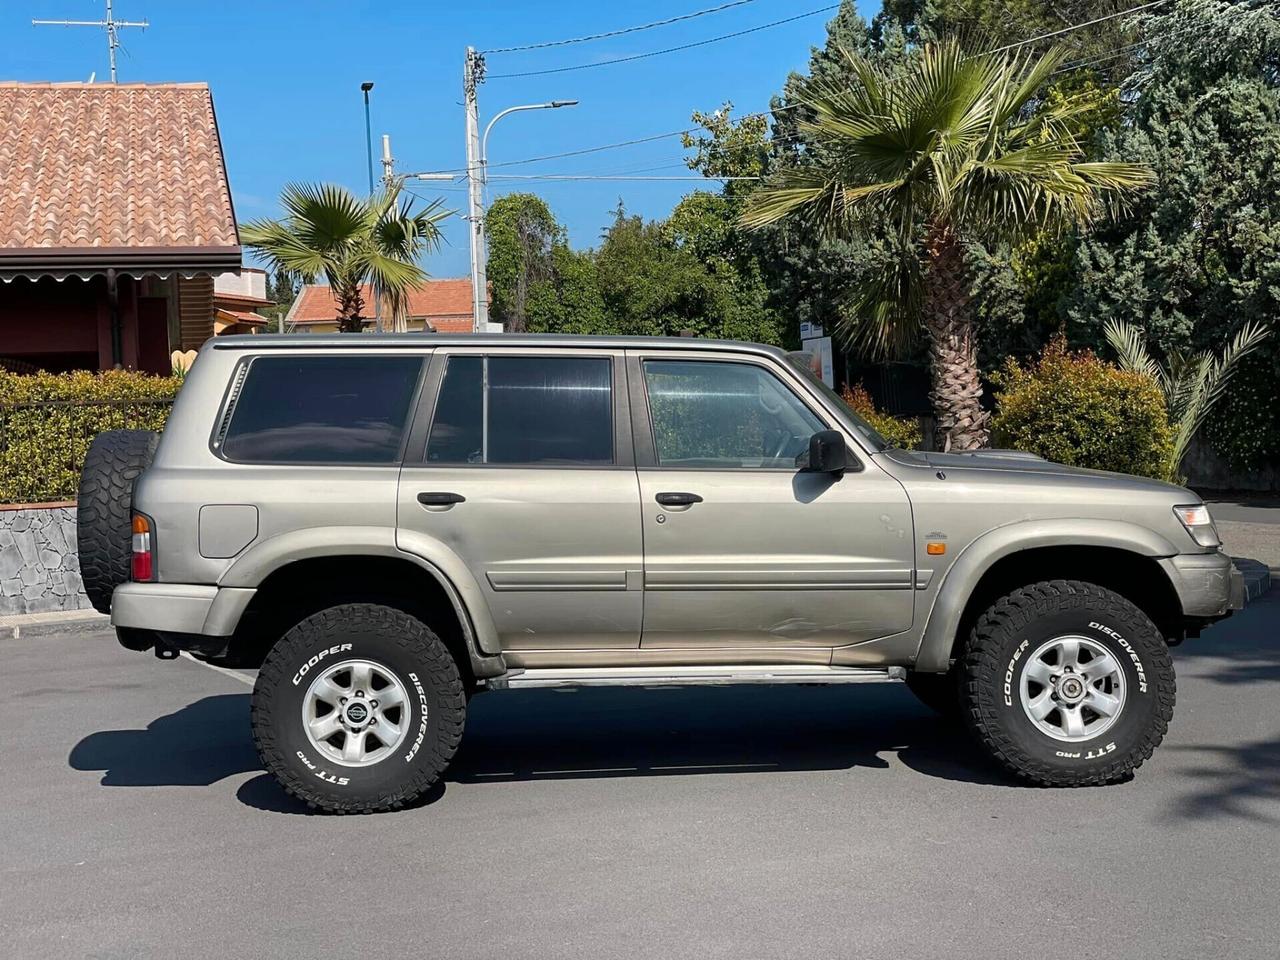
(985, 0), (1170, 55)
(487, 174), (759, 181)
(472, 0), (1181, 172)
(481, 0), (761, 55)
(488, 4), (841, 78)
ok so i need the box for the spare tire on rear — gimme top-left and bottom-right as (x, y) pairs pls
(77, 429), (159, 613)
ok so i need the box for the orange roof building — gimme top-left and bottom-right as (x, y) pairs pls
(285, 279), (485, 334)
(0, 82), (242, 373)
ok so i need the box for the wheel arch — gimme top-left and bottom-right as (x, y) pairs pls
(221, 541), (503, 684)
(914, 520), (1183, 673)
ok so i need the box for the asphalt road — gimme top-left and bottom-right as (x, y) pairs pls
(3, 595), (1279, 960)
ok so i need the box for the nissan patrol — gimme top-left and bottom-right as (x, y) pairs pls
(76, 334), (1244, 812)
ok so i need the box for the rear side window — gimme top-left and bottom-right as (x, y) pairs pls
(220, 356), (421, 463)
(426, 356), (613, 465)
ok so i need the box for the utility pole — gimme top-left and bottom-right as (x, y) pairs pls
(377, 134), (396, 333)
(34, 1), (149, 83)
(463, 47), (489, 334)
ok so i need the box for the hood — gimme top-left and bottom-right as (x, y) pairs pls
(880, 448), (1189, 495)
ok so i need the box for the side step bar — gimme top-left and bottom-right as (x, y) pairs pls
(493, 664), (906, 689)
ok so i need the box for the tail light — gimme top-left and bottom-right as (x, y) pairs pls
(131, 513), (155, 581)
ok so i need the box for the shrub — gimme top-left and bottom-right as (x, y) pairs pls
(0, 370), (182, 504)
(839, 383), (923, 450)
(990, 339), (1174, 479)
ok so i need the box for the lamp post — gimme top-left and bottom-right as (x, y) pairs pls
(361, 82), (376, 194)
(465, 99), (578, 332)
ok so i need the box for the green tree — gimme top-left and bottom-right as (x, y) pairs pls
(486, 193), (563, 333)
(242, 183), (448, 333)
(1064, 0), (1280, 469)
(743, 38), (1152, 449)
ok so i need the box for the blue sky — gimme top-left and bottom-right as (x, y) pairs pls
(7, 1), (876, 278)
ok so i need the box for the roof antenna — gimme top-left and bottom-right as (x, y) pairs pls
(33, 1), (149, 83)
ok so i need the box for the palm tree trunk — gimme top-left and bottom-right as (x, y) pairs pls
(336, 284), (367, 334)
(922, 226), (988, 451)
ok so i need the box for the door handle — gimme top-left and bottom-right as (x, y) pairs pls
(417, 491), (466, 506)
(655, 492), (702, 506)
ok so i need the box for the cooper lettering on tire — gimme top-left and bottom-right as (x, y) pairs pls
(250, 603), (465, 814)
(960, 579), (1175, 786)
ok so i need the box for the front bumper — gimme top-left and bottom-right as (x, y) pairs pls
(111, 582), (256, 636)
(1159, 551), (1244, 618)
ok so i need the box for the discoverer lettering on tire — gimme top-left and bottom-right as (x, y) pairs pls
(959, 579), (1175, 787)
(250, 603), (466, 814)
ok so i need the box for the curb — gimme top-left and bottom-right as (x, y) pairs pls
(0, 609), (108, 640)
(1232, 557), (1273, 603)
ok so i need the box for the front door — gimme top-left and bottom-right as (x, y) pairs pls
(397, 348), (643, 650)
(631, 352), (915, 649)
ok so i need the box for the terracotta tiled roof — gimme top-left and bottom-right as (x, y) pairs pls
(287, 279), (485, 328)
(216, 308), (269, 326)
(0, 82), (239, 252)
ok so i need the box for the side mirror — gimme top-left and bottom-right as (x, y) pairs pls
(798, 430), (848, 477)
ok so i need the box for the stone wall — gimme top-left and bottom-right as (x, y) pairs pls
(0, 503), (90, 616)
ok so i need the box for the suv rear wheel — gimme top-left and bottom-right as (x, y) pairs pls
(960, 579), (1175, 786)
(250, 603), (465, 813)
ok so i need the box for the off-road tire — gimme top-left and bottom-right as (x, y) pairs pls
(905, 667), (963, 718)
(250, 603), (465, 814)
(960, 580), (1175, 786)
(76, 429), (160, 613)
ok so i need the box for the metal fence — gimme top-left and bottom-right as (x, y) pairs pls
(0, 398), (175, 505)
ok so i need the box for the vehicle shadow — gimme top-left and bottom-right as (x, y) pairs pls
(67, 683), (1021, 815)
(1167, 591), (1280, 686)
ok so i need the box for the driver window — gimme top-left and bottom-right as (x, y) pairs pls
(643, 360), (826, 469)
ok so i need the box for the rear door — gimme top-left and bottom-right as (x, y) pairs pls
(630, 350), (915, 650)
(396, 347), (643, 650)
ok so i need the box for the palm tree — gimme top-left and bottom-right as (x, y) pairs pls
(1104, 318), (1270, 481)
(242, 183), (449, 333)
(743, 38), (1154, 450)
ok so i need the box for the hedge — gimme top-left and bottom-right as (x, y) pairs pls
(0, 370), (182, 504)
(990, 340), (1174, 480)
(840, 383), (923, 450)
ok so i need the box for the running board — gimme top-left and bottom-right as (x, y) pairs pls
(492, 664), (906, 689)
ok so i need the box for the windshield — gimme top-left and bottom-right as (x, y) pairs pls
(786, 352), (890, 452)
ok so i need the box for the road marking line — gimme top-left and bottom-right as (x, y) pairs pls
(180, 651), (255, 688)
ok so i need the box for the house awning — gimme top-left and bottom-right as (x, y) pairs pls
(0, 246), (243, 283)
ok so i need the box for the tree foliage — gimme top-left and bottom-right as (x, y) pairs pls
(1065, 0), (1280, 468)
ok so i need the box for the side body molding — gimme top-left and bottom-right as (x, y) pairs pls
(913, 518), (1182, 673)
(217, 525), (503, 659)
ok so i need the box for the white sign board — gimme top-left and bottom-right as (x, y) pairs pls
(799, 321), (825, 340)
(801, 336), (834, 387)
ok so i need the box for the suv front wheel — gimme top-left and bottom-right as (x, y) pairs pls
(960, 580), (1175, 786)
(250, 603), (466, 813)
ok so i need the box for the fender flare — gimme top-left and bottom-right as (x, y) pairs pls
(913, 518), (1181, 673)
(218, 525), (502, 659)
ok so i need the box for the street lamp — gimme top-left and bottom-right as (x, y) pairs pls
(361, 82), (375, 194)
(467, 99), (579, 332)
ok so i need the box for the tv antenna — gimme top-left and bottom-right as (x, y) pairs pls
(33, 1), (149, 83)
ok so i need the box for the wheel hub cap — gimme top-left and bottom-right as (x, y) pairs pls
(1056, 674), (1087, 704)
(301, 659), (414, 767)
(1018, 635), (1127, 743)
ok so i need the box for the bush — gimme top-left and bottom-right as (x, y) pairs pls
(839, 383), (923, 450)
(0, 370), (182, 504)
(991, 339), (1174, 479)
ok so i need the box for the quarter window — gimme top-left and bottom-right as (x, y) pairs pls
(644, 360), (825, 468)
(220, 356), (421, 464)
(426, 356), (614, 465)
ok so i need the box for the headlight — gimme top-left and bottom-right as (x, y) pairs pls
(1173, 503), (1220, 548)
